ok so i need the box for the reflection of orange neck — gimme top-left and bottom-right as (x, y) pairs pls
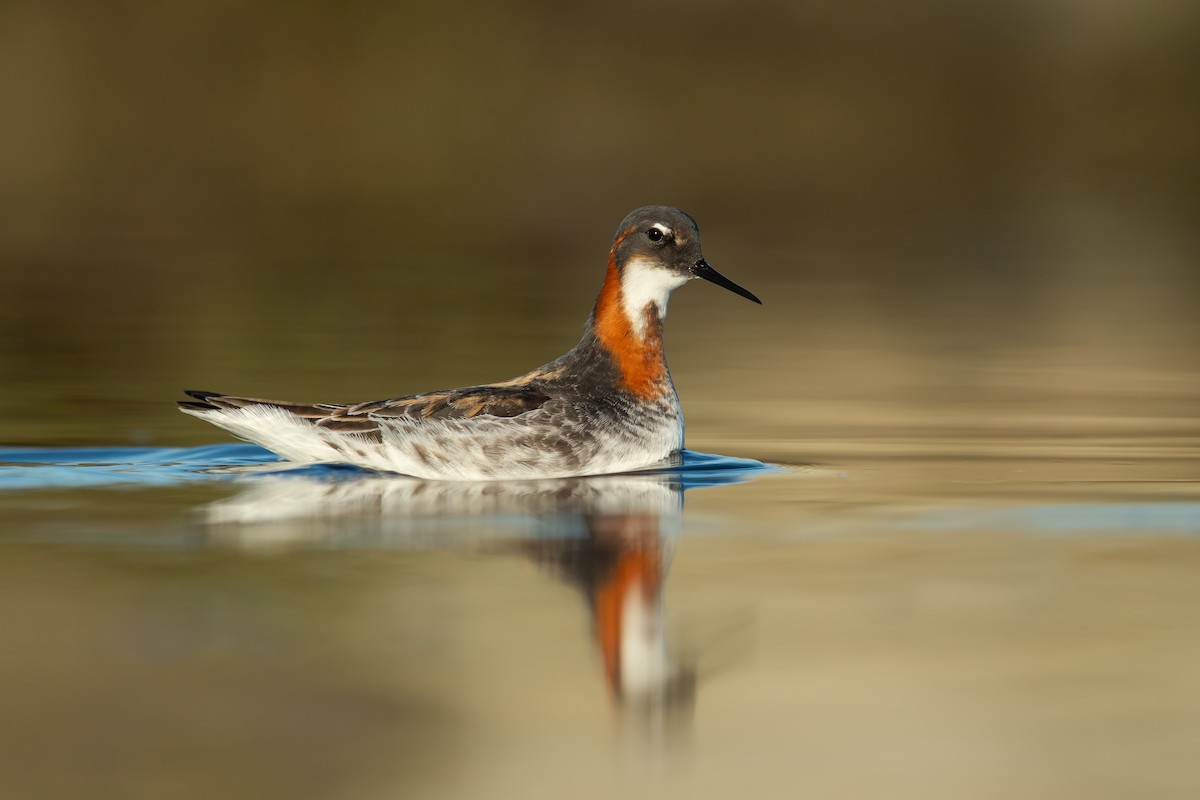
(594, 540), (663, 698)
(594, 231), (668, 401)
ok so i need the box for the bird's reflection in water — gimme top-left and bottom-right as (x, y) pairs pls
(509, 492), (696, 742)
(199, 468), (720, 739)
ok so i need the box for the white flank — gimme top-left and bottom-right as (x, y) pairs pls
(620, 257), (689, 339)
(180, 402), (684, 481)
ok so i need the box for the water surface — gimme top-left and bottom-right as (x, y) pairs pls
(2, 439), (1198, 799)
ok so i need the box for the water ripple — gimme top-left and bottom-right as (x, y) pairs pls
(0, 444), (775, 492)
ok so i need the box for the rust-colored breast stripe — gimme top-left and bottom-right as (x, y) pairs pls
(594, 228), (669, 400)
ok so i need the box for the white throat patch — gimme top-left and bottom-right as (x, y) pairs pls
(620, 258), (689, 339)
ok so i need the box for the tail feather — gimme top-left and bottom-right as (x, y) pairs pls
(178, 390), (345, 419)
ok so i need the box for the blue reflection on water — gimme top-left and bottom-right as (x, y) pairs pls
(0, 444), (774, 492)
(908, 502), (1200, 535)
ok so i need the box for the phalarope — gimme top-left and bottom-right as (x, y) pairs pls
(179, 206), (760, 480)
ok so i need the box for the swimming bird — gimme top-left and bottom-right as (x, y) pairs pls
(179, 205), (760, 480)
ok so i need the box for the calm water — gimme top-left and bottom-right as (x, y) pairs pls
(3, 233), (1200, 800)
(3, 240), (1199, 798)
(2, 433), (1199, 799)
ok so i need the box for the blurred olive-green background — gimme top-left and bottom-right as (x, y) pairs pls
(1, 0), (1197, 453)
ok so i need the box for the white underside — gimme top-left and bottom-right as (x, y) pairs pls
(181, 404), (683, 481)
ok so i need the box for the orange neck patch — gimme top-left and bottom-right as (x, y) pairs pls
(594, 229), (669, 400)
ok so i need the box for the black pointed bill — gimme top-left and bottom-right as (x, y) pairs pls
(690, 259), (762, 304)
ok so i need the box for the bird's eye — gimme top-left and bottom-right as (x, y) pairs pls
(647, 228), (664, 242)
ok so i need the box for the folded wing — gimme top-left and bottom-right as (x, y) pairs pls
(180, 385), (553, 439)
